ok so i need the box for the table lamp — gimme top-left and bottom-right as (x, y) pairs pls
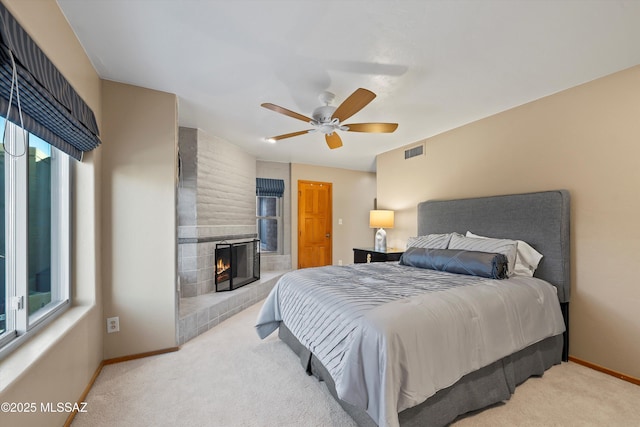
(369, 210), (394, 252)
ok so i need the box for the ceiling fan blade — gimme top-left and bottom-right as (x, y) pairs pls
(261, 103), (312, 123)
(268, 130), (311, 141)
(325, 133), (343, 149)
(332, 88), (376, 122)
(345, 123), (398, 133)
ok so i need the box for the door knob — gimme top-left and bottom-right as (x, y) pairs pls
(326, 233), (331, 238)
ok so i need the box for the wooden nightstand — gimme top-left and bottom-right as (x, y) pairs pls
(353, 248), (404, 264)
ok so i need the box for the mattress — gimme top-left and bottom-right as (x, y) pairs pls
(256, 262), (566, 427)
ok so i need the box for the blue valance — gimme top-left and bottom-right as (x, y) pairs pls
(0, 3), (100, 160)
(256, 178), (285, 197)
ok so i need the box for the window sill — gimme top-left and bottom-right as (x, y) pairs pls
(0, 303), (94, 393)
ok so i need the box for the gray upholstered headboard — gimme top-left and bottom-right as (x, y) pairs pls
(417, 190), (570, 303)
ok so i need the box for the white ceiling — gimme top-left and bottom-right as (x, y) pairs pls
(57, 0), (640, 172)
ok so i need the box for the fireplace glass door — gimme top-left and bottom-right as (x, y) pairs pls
(215, 240), (260, 291)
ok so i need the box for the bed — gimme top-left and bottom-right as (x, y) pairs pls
(256, 190), (570, 427)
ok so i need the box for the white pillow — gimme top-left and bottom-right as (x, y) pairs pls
(448, 234), (518, 277)
(466, 231), (543, 277)
(406, 233), (453, 249)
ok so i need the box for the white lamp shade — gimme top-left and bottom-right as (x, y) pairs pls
(369, 210), (394, 229)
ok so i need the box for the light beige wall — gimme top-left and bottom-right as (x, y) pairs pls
(377, 65), (640, 379)
(291, 163), (377, 268)
(101, 80), (177, 359)
(0, 1), (103, 426)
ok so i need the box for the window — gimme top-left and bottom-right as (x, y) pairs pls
(255, 178), (285, 254)
(256, 196), (282, 254)
(0, 117), (71, 353)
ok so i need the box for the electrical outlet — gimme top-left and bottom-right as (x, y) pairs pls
(107, 316), (120, 333)
(338, 259), (343, 266)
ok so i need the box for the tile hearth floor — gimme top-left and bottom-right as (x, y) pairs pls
(178, 270), (288, 345)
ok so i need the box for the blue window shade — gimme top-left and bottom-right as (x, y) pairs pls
(0, 3), (100, 160)
(256, 178), (285, 197)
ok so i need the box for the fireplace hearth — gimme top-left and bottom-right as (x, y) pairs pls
(215, 239), (260, 291)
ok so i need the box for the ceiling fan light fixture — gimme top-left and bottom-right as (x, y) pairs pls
(265, 137), (276, 144)
(317, 123), (336, 134)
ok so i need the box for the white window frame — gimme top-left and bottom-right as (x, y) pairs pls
(0, 120), (71, 355)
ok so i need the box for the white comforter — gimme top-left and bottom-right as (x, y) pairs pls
(256, 263), (565, 427)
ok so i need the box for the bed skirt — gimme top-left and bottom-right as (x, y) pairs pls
(278, 324), (563, 427)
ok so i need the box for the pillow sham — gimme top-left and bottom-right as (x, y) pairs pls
(448, 234), (518, 277)
(399, 247), (509, 279)
(406, 233), (454, 250)
(466, 231), (543, 277)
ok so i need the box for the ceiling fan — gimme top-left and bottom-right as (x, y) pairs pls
(261, 88), (398, 149)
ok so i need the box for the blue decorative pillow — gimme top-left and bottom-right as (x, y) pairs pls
(448, 234), (518, 277)
(399, 247), (509, 279)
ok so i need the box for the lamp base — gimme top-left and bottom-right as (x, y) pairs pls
(374, 228), (387, 252)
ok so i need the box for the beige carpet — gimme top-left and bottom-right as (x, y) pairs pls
(73, 302), (640, 427)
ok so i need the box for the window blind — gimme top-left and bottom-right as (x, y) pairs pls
(256, 178), (285, 197)
(0, 3), (100, 160)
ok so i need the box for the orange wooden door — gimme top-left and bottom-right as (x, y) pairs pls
(298, 180), (332, 269)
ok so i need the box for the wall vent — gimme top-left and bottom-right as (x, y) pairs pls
(404, 144), (424, 159)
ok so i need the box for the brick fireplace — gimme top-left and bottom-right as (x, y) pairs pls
(177, 127), (258, 298)
(176, 128), (291, 344)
